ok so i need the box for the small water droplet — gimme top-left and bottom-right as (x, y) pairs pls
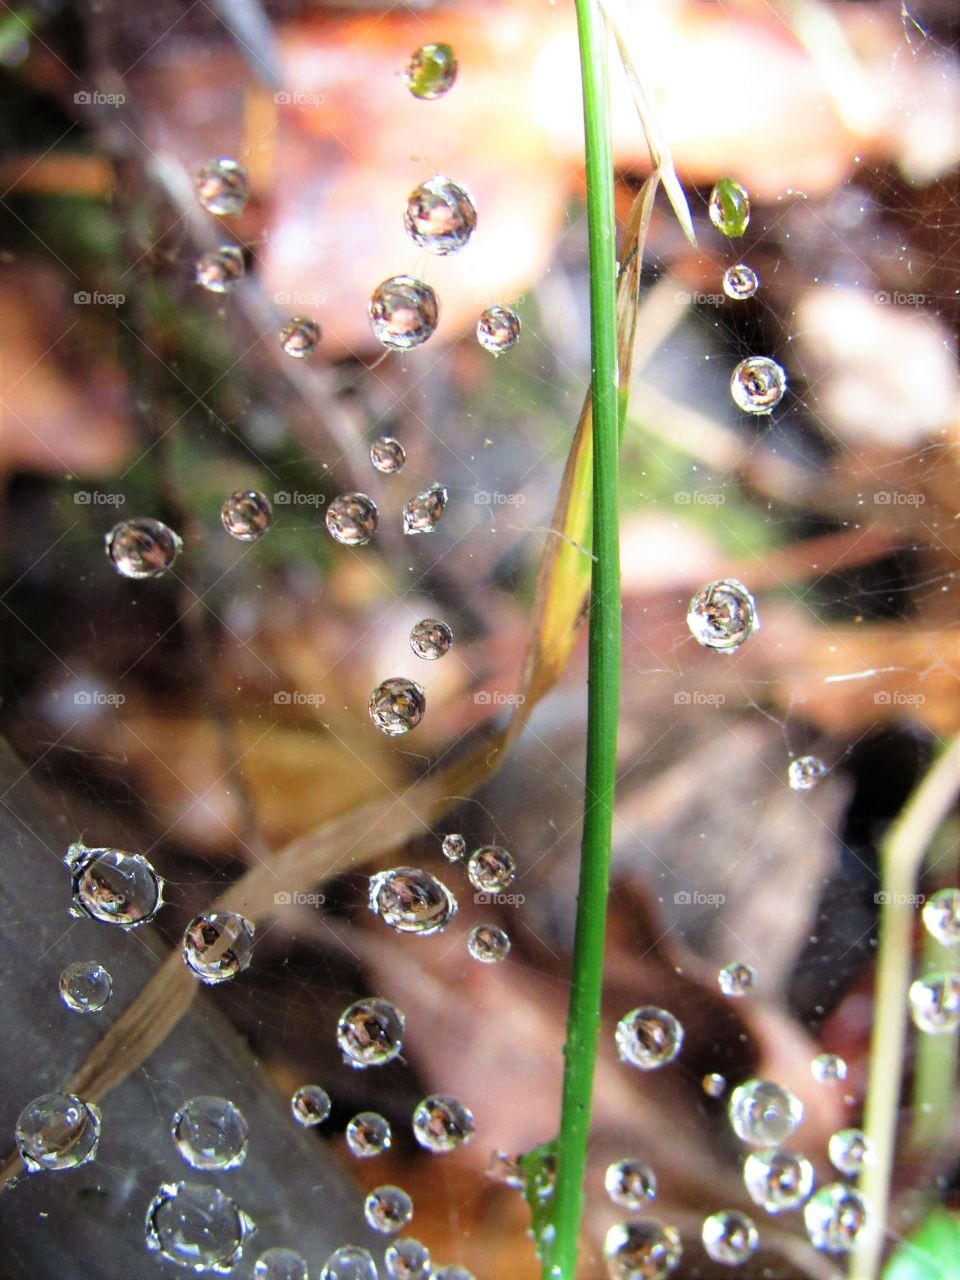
(788, 756), (828, 792)
(172, 1096), (249, 1171)
(326, 493), (379, 546)
(369, 277), (439, 350)
(221, 490), (273, 541)
(371, 437), (406, 475)
(718, 962), (756, 998)
(811, 1053), (847, 1084)
(59, 960), (112, 1013)
(708, 178), (750, 237)
(369, 866), (457, 935)
(15, 1093), (101, 1172)
(730, 356), (787, 414)
(410, 619), (454, 660)
(728, 1079), (803, 1146)
(196, 246), (245, 293)
(722, 263), (759, 300)
(615, 1007), (684, 1070)
(909, 972), (960, 1033)
(404, 176), (476, 255)
(105, 518), (182, 579)
(828, 1128), (874, 1176)
(485, 1149), (524, 1187)
(403, 43), (458, 99)
(922, 888), (960, 946)
(466, 845), (516, 893)
(803, 1184), (871, 1253)
(441, 833), (466, 862)
(280, 317), (322, 358)
(433, 1269), (473, 1280)
(337, 997), (406, 1069)
(605, 1159), (657, 1210)
(467, 923), (511, 963)
(476, 306), (521, 355)
(182, 910), (255, 984)
(346, 1111), (392, 1157)
(702, 1073), (727, 1098)
(195, 158), (250, 216)
(412, 1094), (474, 1153)
(687, 579), (759, 652)
(321, 1247), (377, 1280)
(290, 1085), (331, 1127)
(603, 1221), (682, 1280)
(701, 1210), (758, 1265)
(66, 842), (164, 927)
(402, 484), (448, 534)
(255, 1248), (309, 1280)
(743, 1148), (814, 1213)
(145, 1182), (254, 1272)
(385, 1238), (430, 1280)
(364, 1185), (414, 1235)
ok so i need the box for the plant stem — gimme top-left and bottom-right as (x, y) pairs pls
(546, 1), (620, 1277)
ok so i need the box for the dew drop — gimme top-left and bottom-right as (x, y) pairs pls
(702, 1073), (727, 1098)
(476, 306), (521, 356)
(403, 43), (458, 100)
(172, 1096), (249, 1171)
(615, 1007), (684, 1070)
(730, 356), (787, 414)
(803, 1184), (871, 1253)
(371, 437), (406, 475)
(404, 176), (476, 255)
(402, 484), (448, 534)
(811, 1053), (847, 1084)
(280, 317), (322, 358)
(195, 158), (250, 216)
(701, 1210), (758, 1265)
(346, 1112), (392, 1157)
(385, 1238), (430, 1280)
(369, 866), (457, 935)
(145, 1182), (254, 1272)
(721, 263), (759, 300)
(922, 888), (960, 946)
(788, 756), (828, 792)
(412, 1094), (474, 1153)
(718, 961), (756, 998)
(828, 1128), (874, 1176)
(604, 1159), (657, 1210)
(368, 678), (426, 735)
(603, 1221), (682, 1280)
(441, 833), (466, 862)
(728, 1079), (803, 1146)
(196, 246), (245, 293)
(467, 923), (510, 964)
(337, 997), (405, 1069)
(743, 1148), (814, 1214)
(255, 1248), (309, 1280)
(66, 842), (164, 928)
(708, 178), (750, 237)
(59, 960), (112, 1013)
(15, 1093), (101, 1172)
(221, 490), (273, 541)
(369, 277), (439, 350)
(321, 1247), (377, 1280)
(326, 493), (379, 546)
(182, 910), (256, 984)
(410, 619), (454, 660)
(364, 1185), (414, 1235)
(105, 517), (182, 579)
(466, 845), (516, 893)
(290, 1085), (331, 1127)
(687, 579), (759, 652)
(909, 971), (960, 1034)
(485, 1150), (524, 1187)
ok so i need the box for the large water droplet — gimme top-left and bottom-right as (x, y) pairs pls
(466, 845), (516, 893)
(410, 619), (454, 660)
(605, 1159), (657, 1210)
(221, 490), (273, 541)
(369, 678), (426, 735)
(402, 484), (448, 534)
(467, 923), (510, 964)
(369, 277), (439, 350)
(404, 176), (476, 255)
(687, 579), (759, 653)
(15, 1092), (101, 1172)
(182, 910), (256, 984)
(803, 1184), (871, 1253)
(66, 842), (164, 927)
(364, 1186), (414, 1235)
(701, 1210), (758, 1265)
(708, 178), (750, 237)
(321, 1247), (377, 1280)
(412, 1094), (474, 1153)
(615, 1007), (684, 1070)
(728, 1079), (803, 1146)
(337, 997), (405, 1069)
(255, 1248), (309, 1280)
(828, 1128), (874, 1176)
(280, 317), (321, 358)
(105, 518), (182, 579)
(371, 437), (406, 475)
(603, 1221), (682, 1280)
(403, 43), (457, 99)
(811, 1053), (847, 1084)
(195, 158), (250, 216)
(172, 1096), (249, 1171)
(326, 493), (379, 546)
(385, 1238), (430, 1280)
(743, 1148), (814, 1214)
(196, 246), (245, 293)
(730, 357), (787, 414)
(346, 1111), (392, 1157)
(145, 1182), (254, 1272)
(718, 961), (756, 998)
(441, 833), (466, 862)
(909, 972), (960, 1033)
(59, 960), (112, 1013)
(369, 866), (457, 935)
(476, 306), (521, 356)
(788, 755), (827, 792)
(922, 888), (960, 946)
(722, 263), (759, 300)
(290, 1085), (331, 1127)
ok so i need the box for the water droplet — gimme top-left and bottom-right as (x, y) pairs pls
(337, 997), (406, 1069)
(476, 306), (521, 356)
(708, 178), (750, 237)
(195, 158), (250, 216)
(811, 1053), (847, 1084)
(721, 263), (759, 300)
(404, 176), (476, 255)
(172, 1096), (249, 1171)
(702, 1073), (727, 1098)
(803, 1184), (871, 1253)
(66, 842), (164, 927)
(410, 619), (454, 660)
(280, 317), (322, 358)
(402, 484), (448, 534)
(743, 1148), (814, 1213)
(467, 923), (510, 963)
(603, 1221), (683, 1280)
(385, 1238), (430, 1280)
(412, 1094), (474, 1153)
(290, 1085), (331, 1127)
(604, 1159), (657, 1210)
(922, 888), (960, 946)
(828, 1128), (874, 1176)
(105, 518), (182, 579)
(364, 1185), (414, 1235)
(485, 1149), (524, 1187)
(466, 845), (516, 893)
(58, 960), (112, 1013)
(909, 971), (960, 1033)
(701, 1210), (758, 1265)
(788, 756), (828, 792)
(196, 246), (245, 293)
(403, 43), (458, 99)
(728, 1079), (804, 1146)
(369, 277), (439, 350)
(182, 910), (256, 984)
(368, 678), (426, 736)
(441, 833), (466, 862)
(346, 1111), (392, 1157)
(255, 1248), (309, 1280)
(687, 579), (759, 652)
(433, 1269), (473, 1280)
(369, 866), (457, 935)
(221, 490), (273, 541)
(615, 1007), (684, 1070)
(718, 961), (757, 998)
(326, 493), (379, 546)
(321, 1248), (377, 1280)
(15, 1093), (101, 1172)
(730, 356), (787, 414)
(145, 1182), (254, 1272)
(371, 437), (406, 475)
